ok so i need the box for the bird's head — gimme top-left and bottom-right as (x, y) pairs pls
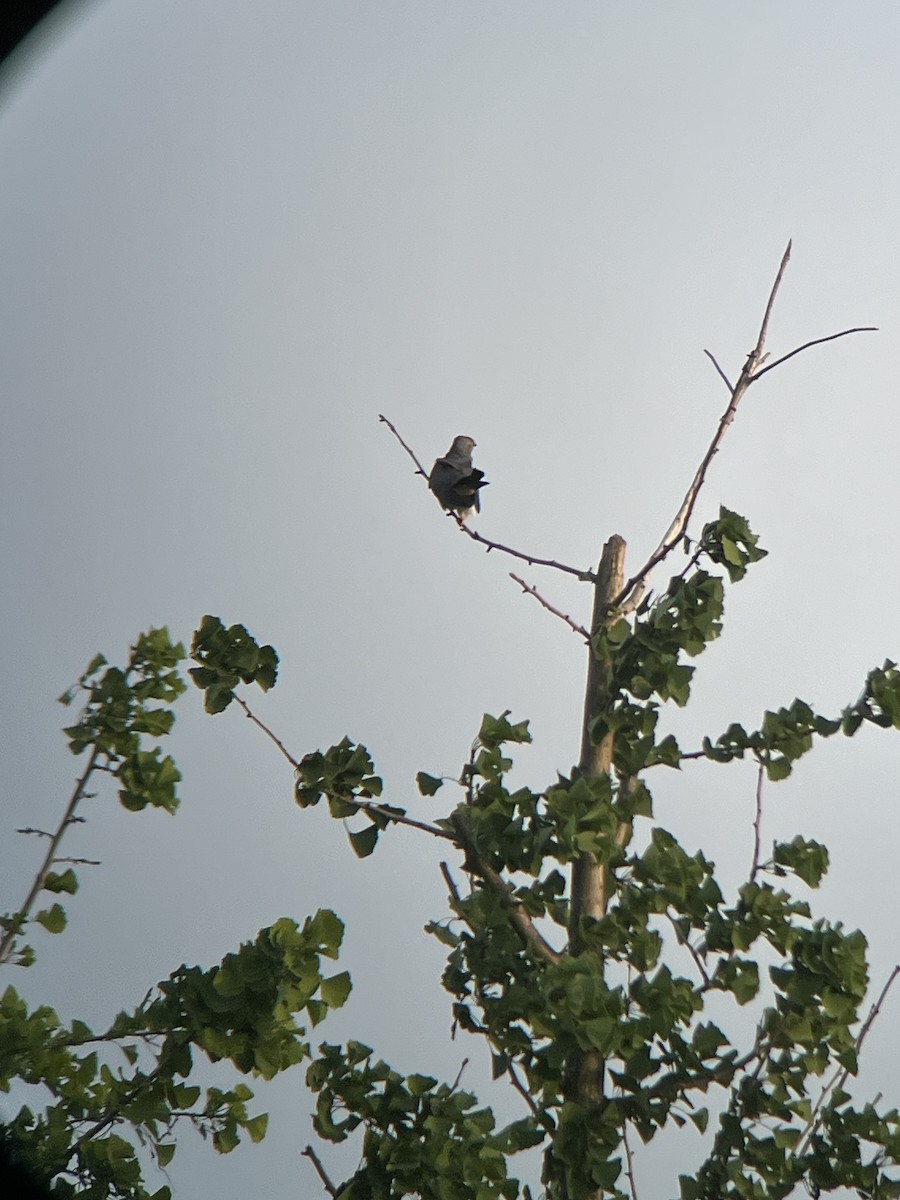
(448, 435), (476, 457)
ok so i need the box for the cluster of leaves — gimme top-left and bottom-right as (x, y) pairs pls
(306, 1041), (542, 1200)
(1, 627), (350, 1199)
(1, 628), (186, 970)
(1, 913), (350, 1198)
(294, 738), (409, 859)
(60, 627), (186, 815)
(189, 615), (278, 714)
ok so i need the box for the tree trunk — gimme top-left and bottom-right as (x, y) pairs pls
(567, 534), (626, 1110)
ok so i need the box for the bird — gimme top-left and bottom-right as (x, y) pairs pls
(428, 435), (489, 520)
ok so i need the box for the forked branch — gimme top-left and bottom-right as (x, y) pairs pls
(615, 242), (877, 612)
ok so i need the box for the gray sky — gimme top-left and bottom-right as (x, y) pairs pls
(1, 4), (899, 1197)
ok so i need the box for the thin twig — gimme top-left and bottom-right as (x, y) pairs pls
(755, 238), (793, 353)
(506, 1058), (539, 1115)
(750, 763), (764, 884)
(622, 1121), (639, 1200)
(458, 523), (590, 580)
(450, 1058), (470, 1091)
(510, 573), (590, 639)
(302, 1145), (338, 1198)
(15, 827), (54, 838)
(53, 856), (101, 867)
(440, 861), (463, 904)
(703, 349), (733, 392)
(665, 912), (711, 987)
(234, 696), (299, 768)
(379, 413), (592, 580)
(752, 326), (878, 381)
(377, 413), (429, 477)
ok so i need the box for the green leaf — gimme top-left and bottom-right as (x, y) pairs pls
(348, 824), (379, 858)
(765, 755), (793, 782)
(320, 971), (352, 1009)
(689, 1108), (709, 1134)
(243, 1113), (268, 1143)
(306, 909), (344, 956)
(43, 869), (78, 895)
(35, 904), (67, 934)
(156, 1143), (176, 1168)
(416, 772), (444, 796)
(774, 836), (830, 887)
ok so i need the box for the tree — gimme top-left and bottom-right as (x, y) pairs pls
(2, 245), (898, 1199)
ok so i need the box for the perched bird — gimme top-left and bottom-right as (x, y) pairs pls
(428, 435), (489, 520)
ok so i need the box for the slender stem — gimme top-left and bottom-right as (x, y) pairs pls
(506, 1058), (539, 1115)
(752, 326), (877, 381)
(450, 1058), (470, 1091)
(665, 912), (711, 987)
(302, 1145), (338, 1197)
(750, 763), (764, 884)
(457, 522), (590, 580)
(440, 860), (462, 903)
(703, 349), (733, 391)
(234, 695), (299, 768)
(377, 413), (429, 476)
(622, 1121), (639, 1200)
(510, 573), (590, 639)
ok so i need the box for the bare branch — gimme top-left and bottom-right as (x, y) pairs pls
(665, 912), (711, 988)
(450, 1057), (470, 1092)
(440, 860), (463, 904)
(506, 1058), (540, 1116)
(703, 349), (734, 392)
(234, 695), (299, 768)
(622, 1121), (639, 1200)
(15, 826), (54, 838)
(302, 1145), (338, 1198)
(755, 237), (793, 353)
(377, 412), (429, 476)
(457, 522), (591, 580)
(614, 243), (875, 613)
(752, 326), (878, 381)
(510, 573), (590, 639)
(750, 763), (764, 884)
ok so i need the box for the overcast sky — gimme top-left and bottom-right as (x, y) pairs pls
(1, 4), (899, 1198)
